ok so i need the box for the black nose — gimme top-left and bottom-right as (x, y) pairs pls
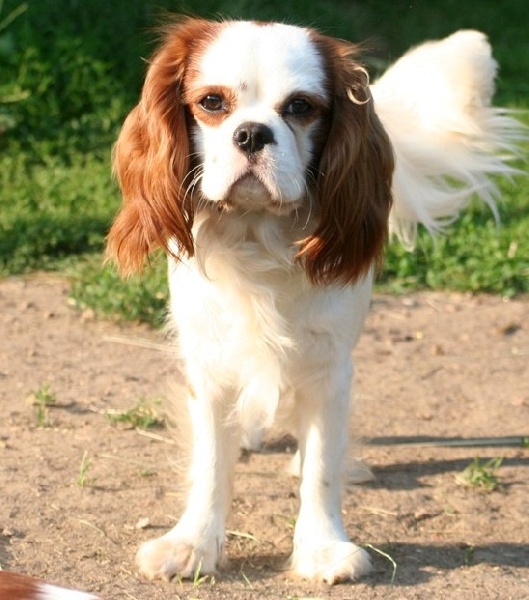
(233, 122), (276, 156)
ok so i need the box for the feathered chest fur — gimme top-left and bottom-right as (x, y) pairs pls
(168, 208), (372, 430)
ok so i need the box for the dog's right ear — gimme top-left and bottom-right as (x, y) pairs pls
(106, 18), (215, 275)
(297, 33), (394, 286)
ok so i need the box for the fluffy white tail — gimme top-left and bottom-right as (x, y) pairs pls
(371, 30), (526, 248)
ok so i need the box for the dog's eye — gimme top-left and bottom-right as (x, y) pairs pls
(199, 94), (225, 113)
(283, 98), (312, 116)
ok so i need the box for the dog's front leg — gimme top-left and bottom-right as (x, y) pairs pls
(290, 357), (371, 584)
(136, 387), (239, 581)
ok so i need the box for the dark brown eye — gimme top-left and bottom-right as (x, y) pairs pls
(283, 97), (312, 116)
(199, 94), (225, 113)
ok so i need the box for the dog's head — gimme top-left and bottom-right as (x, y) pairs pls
(107, 18), (393, 284)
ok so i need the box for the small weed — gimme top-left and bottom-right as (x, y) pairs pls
(443, 505), (458, 517)
(364, 543), (398, 584)
(271, 513), (296, 529)
(106, 398), (165, 429)
(77, 450), (96, 488)
(227, 529), (260, 544)
(190, 559), (215, 597)
(139, 469), (156, 478)
(455, 457), (503, 492)
(464, 545), (475, 566)
(30, 383), (56, 427)
(240, 570), (252, 589)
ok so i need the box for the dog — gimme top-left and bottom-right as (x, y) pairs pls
(106, 18), (522, 584)
(0, 571), (101, 599)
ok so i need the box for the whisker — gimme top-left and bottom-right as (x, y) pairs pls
(181, 164), (205, 210)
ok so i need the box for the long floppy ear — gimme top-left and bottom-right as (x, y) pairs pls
(106, 18), (214, 275)
(297, 34), (394, 285)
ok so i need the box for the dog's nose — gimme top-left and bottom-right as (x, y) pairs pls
(233, 122), (276, 156)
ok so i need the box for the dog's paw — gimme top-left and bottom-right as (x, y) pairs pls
(136, 535), (221, 581)
(290, 540), (371, 584)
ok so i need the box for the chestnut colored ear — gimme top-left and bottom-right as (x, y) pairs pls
(298, 35), (394, 285)
(106, 18), (214, 275)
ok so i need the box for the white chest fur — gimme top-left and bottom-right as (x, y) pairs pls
(168, 209), (373, 431)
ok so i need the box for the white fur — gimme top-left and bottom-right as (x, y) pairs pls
(38, 583), (100, 600)
(135, 24), (523, 584)
(372, 30), (524, 247)
(192, 23), (326, 209)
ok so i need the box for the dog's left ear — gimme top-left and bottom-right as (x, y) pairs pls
(106, 18), (215, 276)
(297, 34), (394, 285)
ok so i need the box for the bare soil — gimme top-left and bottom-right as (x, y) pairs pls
(1, 275), (528, 599)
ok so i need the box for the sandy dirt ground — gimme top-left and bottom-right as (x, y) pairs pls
(0, 275), (528, 599)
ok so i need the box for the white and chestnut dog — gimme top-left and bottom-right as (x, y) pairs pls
(107, 18), (521, 584)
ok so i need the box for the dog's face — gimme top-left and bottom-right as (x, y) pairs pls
(185, 22), (328, 214)
(107, 18), (394, 284)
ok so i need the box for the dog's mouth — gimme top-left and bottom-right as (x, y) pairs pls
(230, 173), (271, 203)
(219, 172), (301, 216)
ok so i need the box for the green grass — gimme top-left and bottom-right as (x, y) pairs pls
(29, 382), (57, 428)
(0, 155), (114, 274)
(380, 175), (529, 298)
(67, 254), (168, 327)
(77, 450), (96, 488)
(455, 457), (504, 492)
(1, 0), (527, 325)
(106, 397), (166, 429)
